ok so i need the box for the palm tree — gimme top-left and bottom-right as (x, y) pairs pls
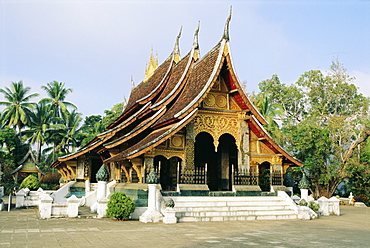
(50, 109), (83, 154)
(253, 93), (284, 134)
(23, 102), (53, 163)
(0, 81), (39, 133)
(40, 81), (77, 120)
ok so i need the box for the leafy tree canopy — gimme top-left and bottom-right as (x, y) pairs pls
(253, 59), (370, 198)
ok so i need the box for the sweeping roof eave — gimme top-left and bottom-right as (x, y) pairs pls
(223, 45), (268, 125)
(103, 106), (166, 149)
(103, 108), (198, 163)
(250, 115), (304, 167)
(51, 135), (112, 168)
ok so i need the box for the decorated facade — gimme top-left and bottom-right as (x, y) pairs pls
(52, 11), (302, 195)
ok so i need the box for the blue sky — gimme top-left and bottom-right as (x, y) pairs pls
(1, 0), (369, 117)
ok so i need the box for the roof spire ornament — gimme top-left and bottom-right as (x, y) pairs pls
(131, 76), (135, 89)
(144, 47), (159, 82)
(223, 6), (232, 40)
(173, 26), (182, 63)
(193, 21), (200, 61)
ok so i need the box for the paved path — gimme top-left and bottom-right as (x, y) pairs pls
(0, 203), (369, 248)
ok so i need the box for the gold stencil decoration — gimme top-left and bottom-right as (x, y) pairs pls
(204, 94), (216, 107)
(171, 135), (184, 148)
(216, 94), (227, 108)
(194, 112), (239, 147)
(230, 97), (242, 110)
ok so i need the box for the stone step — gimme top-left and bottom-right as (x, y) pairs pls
(167, 195), (298, 222)
(176, 209), (296, 217)
(178, 213), (298, 222)
(169, 196), (287, 202)
(175, 205), (293, 212)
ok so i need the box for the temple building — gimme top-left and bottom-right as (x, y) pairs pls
(51, 11), (302, 197)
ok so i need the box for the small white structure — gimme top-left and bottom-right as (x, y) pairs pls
(140, 170), (163, 223)
(97, 197), (109, 218)
(162, 198), (177, 224)
(67, 195), (80, 217)
(318, 196), (329, 216)
(39, 194), (53, 219)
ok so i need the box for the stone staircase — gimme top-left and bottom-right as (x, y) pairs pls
(170, 196), (298, 222)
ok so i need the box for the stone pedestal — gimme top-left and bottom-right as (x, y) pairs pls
(15, 189), (27, 208)
(329, 197), (340, 216)
(67, 195), (80, 217)
(97, 197), (109, 218)
(39, 194), (53, 219)
(97, 181), (107, 200)
(163, 208), (177, 224)
(139, 184), (162, 223)
(318, 196), (329, 216)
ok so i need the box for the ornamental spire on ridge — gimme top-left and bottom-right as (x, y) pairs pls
(223, 6), (232, 40)
(173, 26), (182, 63)
(193, 21), (200, 60)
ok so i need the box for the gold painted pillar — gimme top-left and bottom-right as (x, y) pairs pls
(238, 120), (250, 172)
(131, 158), (143, 183)
(184, 121), (195, 170)
(271, 156), (283, 185)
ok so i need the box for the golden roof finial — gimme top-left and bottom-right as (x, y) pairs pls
(173, 26), (182, 63)
(193, 21), (200, 61)
(223, 6), (232, 40)
(144, 47), (159, 82)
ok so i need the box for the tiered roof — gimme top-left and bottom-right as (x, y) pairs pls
(52, 9), (302, 168)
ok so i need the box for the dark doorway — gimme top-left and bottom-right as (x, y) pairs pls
(195, 132), (218, 190)
(259, 162), (271, 191)
(91, 159), (102, 183)
(217, 134), (238, 191)
(154, 156), (181, 191)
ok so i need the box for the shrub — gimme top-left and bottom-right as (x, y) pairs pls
(40, 172), (61, 185)
(354, 194), (369, 206)
(106, 192), (135, 220)
(309, 201), (320, 213)
(20, 175), (40, 190)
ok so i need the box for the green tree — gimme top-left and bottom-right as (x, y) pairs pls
(102, 102), (125, 127)
(23, 102), (53, 163)
(79, 115), (105, 147)
(0, 127), (29, 193)
(50, 109), (83, 154)
(0, 81), (39, 133)
(40, 81), (77, 119)
(257, 60), (370, 198)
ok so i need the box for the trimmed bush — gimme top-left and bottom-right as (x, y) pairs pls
(106, 192), (135, 220)
(354, 194), (369, 206)
(40, 172), (61, 185)
(20, 175), (40, 190)
(309, 201), (320, 213)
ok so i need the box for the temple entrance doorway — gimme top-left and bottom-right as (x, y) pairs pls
(154, 155), (181, 191)
(90, 159), (102, 183)
(259, 162), (271, 191)
(217, 134), (237, 191)
(195, 132), (218, 191)
(194, 132), (237, 191)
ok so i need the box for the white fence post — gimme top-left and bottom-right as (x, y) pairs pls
(15, 189), (27, 208)
(39, 194), (53, 219)
(67, 195), (80, 217)
(318, 196), (329, 216)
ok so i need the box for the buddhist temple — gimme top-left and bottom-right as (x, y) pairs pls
(51, 9), (302, 199)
